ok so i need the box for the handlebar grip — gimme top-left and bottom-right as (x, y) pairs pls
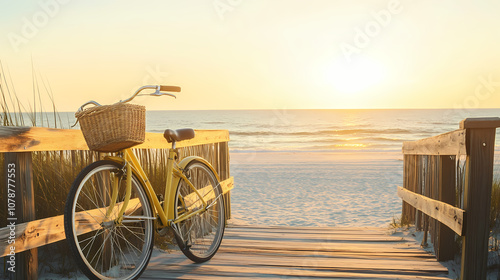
(160, 85), (181, 92)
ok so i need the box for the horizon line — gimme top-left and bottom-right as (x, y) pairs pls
(36, 107), (500, 113)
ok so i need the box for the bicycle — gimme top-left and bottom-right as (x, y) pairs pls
(64, 85), (226, 280)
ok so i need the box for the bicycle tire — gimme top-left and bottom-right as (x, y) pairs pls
(64, 160), (154, 280)
(174, 159), (225, 263)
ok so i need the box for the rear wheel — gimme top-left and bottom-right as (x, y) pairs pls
(64, 160), (154, 280)
(174, 160), (225, 263)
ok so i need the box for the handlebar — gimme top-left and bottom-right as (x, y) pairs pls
(121, 85), (180, 103)
(76, 85), (181, 114)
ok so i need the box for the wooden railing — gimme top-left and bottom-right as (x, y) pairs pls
(0, 127), (233, 280)
(399, 117), (500, 280)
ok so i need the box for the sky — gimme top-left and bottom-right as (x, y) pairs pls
(1, 0), (500, 111)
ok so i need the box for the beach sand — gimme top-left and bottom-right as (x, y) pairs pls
(229, 151), (404, 228)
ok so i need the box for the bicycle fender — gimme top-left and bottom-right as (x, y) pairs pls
(105, 156), (125, 165)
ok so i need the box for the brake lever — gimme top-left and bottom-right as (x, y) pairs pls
(137, 91), (177, 98)
(154, 92), (177, 98)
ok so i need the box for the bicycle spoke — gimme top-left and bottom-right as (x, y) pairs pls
(207, 210), (220, 227)
(111, 228), (135, 269)
(75, 203), (105, 226)
(206, 193), (223, 210)
(116, 227), (143, 257)
(119, 224), (147, 231)
(109, 231), (115, 273)
(121, 224), (146, 243)
(88, 231), (112, 266)
(81, 229), (105, 255)
(79, 189), (107, 219)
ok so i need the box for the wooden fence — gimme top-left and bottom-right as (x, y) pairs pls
(0, 127), (233, 280)
(399, 117), (500, 280)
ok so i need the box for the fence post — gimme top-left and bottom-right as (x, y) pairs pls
(460, 118), (500, 280)
(402, 155), (414, 224)
(416, 155), (424, 230)
(4, 152), (37, 280)
(435, 155), (456, 261)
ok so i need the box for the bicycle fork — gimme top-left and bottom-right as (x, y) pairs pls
(104, 153), (133, 225)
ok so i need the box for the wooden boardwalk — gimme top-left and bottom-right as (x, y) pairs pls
(142, 225), (451, 279)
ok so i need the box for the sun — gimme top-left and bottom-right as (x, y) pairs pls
(325, 58), (386, 94)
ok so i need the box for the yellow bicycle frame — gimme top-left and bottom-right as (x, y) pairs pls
(104, 148), (221, 228)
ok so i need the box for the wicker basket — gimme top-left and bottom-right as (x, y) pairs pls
(75, 103), (146, 152)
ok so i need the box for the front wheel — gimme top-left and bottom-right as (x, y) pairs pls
(174, 160), (225, 263)
(64, 160), (154, 280)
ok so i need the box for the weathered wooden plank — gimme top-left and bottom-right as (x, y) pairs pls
(0, 127), (88, 152)
(220, 176), (233, 193)
(145, 272), (451, 280)
(435, 155), (456, 261)
(223, 231), (406, 242)
(402, 129), (466, 155)
(416, 155), (424, 230)
(421, 155), (438, 247)
(397, 186), (465, 236)
(225, 227), (394, 236)
(218, 246), (436, 260)
(0, 127), (229, 152)
(183, 177), (234, 209)
(144, 261), (452, 280)
(219, 142), (231, 221)
(459, 117), (500, 129)
(461, 127), (496, 280)
(228, 224), (389, 232)
(221, 238), (427, 253)
(428, 155), (438, 249)
(147, 250), (449, 273)
(137, 130), (230, 150)
(402, 155), (412, 224)
(145, 261), (450, 280)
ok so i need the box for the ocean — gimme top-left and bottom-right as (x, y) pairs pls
(144, 109), (500, 152)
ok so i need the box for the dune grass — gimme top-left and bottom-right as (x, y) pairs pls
(0, 61), (85, 277)
(491, 180), (500, 251)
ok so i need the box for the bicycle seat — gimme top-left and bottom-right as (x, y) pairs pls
(163, 128), (195, 143)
